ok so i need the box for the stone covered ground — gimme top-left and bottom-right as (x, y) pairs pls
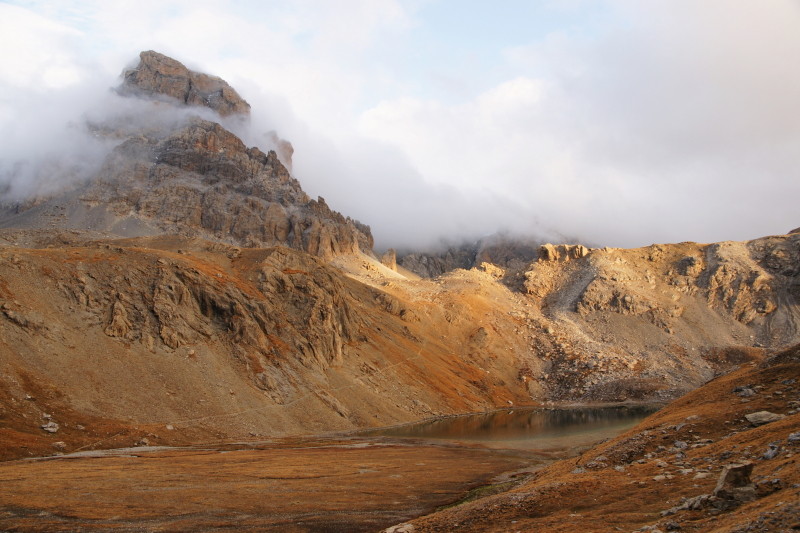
(396, 345), (800, 533)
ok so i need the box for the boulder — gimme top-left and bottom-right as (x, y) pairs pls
(104, 299), (132, 338)
(712, 463), (756, 508)
(477, 262), (505, 279)
(384, 524), (415, 533)
(41, 421), (60, 433)
(745, 411), (786, 426)
(539, 243), (559, 262)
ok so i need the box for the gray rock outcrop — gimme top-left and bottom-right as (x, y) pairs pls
(81, 117), (372, 258)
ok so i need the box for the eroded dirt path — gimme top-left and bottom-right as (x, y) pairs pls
(0, 438), (533, 532)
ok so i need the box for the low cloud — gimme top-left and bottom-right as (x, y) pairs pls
(0, 82), (112, 201)
(351, 1), (800, 247)
(0, 71), (237, 203)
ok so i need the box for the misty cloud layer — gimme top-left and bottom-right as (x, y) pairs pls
(1, 1), (798, 250)
(0, 76), (249, 204)
(0, 81), (113, 201)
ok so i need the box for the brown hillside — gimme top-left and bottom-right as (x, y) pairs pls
(394, 345), (800, 532)
(1, 230), (798, 461)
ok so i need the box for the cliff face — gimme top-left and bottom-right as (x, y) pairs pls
(80, 117), (372, 258)
(525, 235), (799, 341)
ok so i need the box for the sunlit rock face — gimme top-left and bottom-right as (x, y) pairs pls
(121, 50), (251, 118)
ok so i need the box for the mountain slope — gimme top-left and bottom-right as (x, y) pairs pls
(1, 230), (799, 460)
(519, 234), (800, 401)
(0, 235), (538, 459)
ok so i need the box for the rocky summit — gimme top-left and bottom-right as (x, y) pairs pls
(0, 52), (372, 258)
(121, 50), (251, 117)
(0, 51), (798, 532)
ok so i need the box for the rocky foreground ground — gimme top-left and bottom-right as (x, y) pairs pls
(392, 345), (800, 533)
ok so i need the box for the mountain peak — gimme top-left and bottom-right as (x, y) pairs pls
(0, 51), (372, 258)
(121, 50), (251, 117)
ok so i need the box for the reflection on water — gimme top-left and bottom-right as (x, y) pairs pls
(367, 406), (659, 450)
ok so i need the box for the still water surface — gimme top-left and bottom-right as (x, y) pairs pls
(367, 405), (659, 450)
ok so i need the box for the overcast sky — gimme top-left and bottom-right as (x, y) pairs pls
(1, 0), (799, 250)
